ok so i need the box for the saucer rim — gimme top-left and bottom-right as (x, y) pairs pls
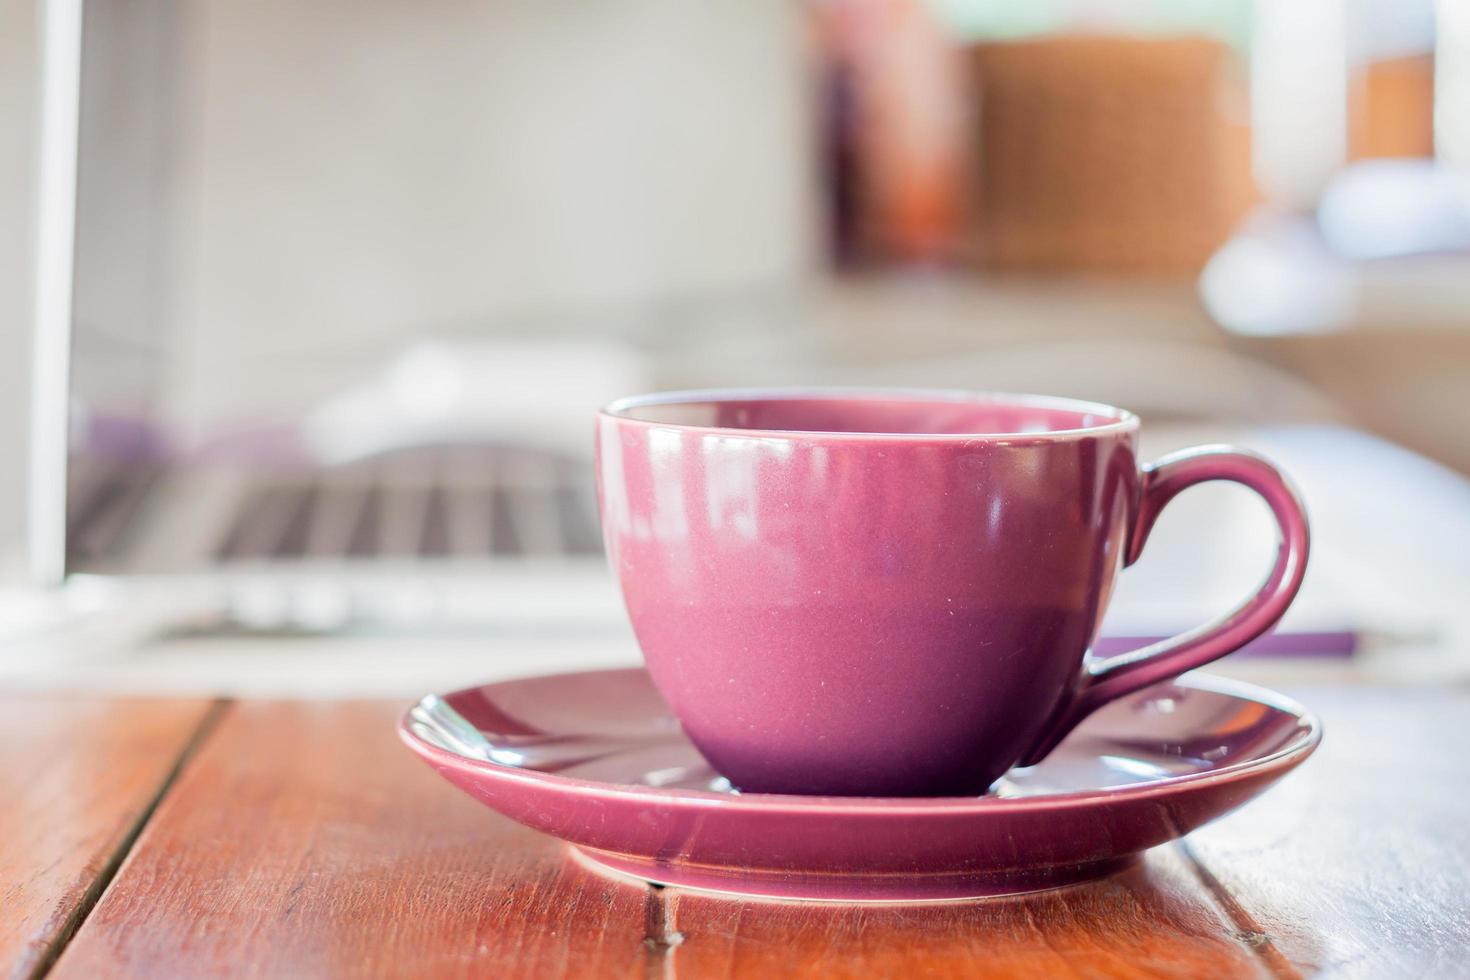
(398, 669), (1322, 815)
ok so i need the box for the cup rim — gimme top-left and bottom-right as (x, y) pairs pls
(600, 387), (1140, 441)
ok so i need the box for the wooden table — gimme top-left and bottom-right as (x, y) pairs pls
(4, 687), (1467, 979)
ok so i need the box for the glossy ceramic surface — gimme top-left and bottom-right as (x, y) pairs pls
(596, 389), (1309, 795)
(400, 668), (1321, 902)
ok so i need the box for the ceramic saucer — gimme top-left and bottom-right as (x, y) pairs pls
(399, 668), (1319, 903)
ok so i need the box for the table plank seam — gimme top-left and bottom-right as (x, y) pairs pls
(1176, 839), (1303, 980)
(25, 699), (233, 980)
(641, 883), (683, 980)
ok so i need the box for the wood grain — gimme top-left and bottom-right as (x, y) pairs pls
(38, 688), (1469, 978)
(0, 697), (217, 980)
(1185, 686), (1470, 979)
(49, 701), (651, 980)
(664, 845), (1281, 979)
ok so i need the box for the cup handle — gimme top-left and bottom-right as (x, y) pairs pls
(1017, 445), (1310, 767)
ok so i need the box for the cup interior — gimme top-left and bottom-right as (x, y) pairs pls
(607, 391), (1132, 438)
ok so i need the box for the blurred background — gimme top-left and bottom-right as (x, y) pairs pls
(1, 0), (1468, 696)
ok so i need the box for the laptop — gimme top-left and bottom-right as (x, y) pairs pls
(8, 0), (812, 652)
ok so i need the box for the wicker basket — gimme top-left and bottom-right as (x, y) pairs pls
(964, 36), (1254, 277)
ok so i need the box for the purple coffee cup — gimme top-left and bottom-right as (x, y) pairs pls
(596, 389), (1309, 797)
